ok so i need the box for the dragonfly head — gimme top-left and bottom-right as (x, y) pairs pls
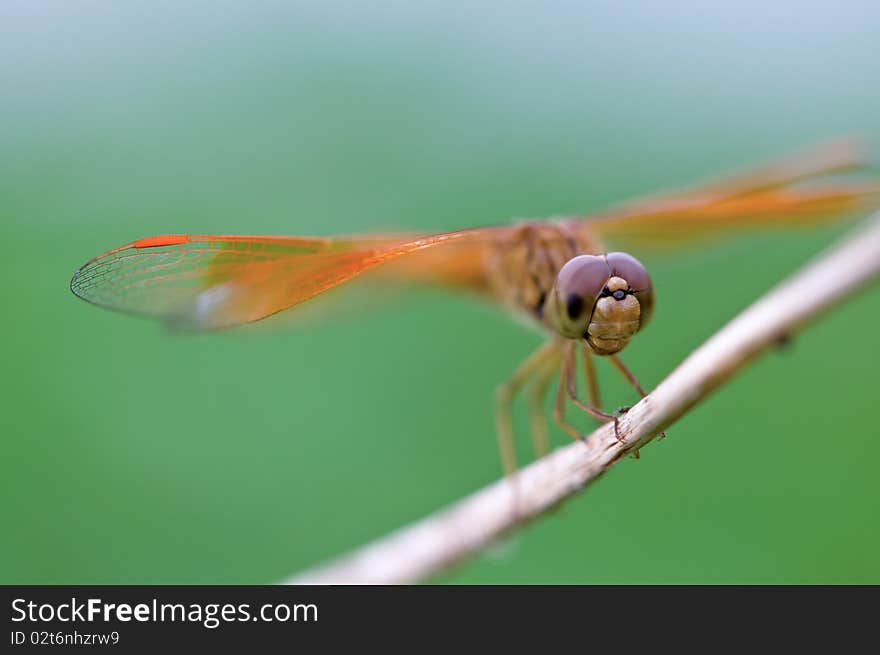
(545, 252), (654, 355)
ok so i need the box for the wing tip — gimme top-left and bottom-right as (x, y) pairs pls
(70, 235), (183, 302)
(69, 258), (94, 302)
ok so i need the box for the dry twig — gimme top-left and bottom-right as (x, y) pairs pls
(286, 213), (880, 584)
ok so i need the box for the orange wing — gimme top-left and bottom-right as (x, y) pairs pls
(71, 139), (879, 330)
(70, 230), (502, 330)
(581, 139), (880, 247)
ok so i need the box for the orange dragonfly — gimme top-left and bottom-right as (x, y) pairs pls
(70, 140), (879, 474)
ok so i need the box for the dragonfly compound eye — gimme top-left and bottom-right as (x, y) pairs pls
(546, 255), (610, 339)
(605, 251), (654, 329)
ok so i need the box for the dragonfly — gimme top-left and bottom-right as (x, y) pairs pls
(70, 140), (879, 474)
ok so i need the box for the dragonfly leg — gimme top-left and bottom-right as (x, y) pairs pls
(556, 341), (622, 441)
(553, 358), (585, 441)
(608, 353), (648, 396)
(494, 341), (560, 476)
(609, 353), (665, 443)
(525, 352), (560, 460)
(580, 343), (641, 451)
(581, 343), (603, 419)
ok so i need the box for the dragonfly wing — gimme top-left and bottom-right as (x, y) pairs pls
(70, 230), (500, 329)
(580, 139), (880, 248)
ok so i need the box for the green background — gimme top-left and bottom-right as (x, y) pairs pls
(2, 2), (878, 583)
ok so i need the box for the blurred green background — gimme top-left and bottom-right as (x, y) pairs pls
(2, 1), (879, 584)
